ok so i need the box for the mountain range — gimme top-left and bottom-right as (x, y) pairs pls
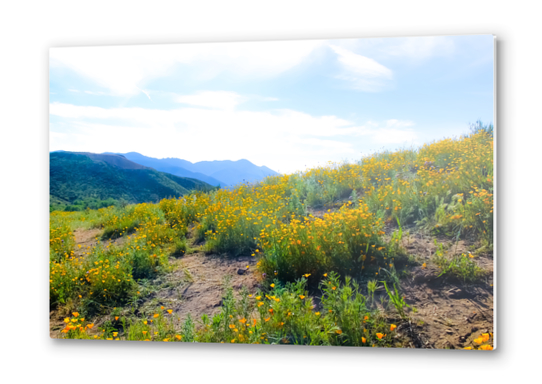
(109, 152), (279, 187)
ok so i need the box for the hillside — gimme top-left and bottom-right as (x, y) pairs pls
(50, 152), (213, 209)
(117, 152), (279, 186)
(50, 131), (494, 349)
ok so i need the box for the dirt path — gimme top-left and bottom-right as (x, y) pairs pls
(72, 228), (128, 256)
(49, 250), (260, 337)
(133, 252), (260, 323)
(68, 227), (261, 324)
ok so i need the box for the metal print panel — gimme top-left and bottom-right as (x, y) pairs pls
(49, 35), (495, 350)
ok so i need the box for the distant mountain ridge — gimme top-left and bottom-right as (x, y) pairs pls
(114, 152), (280, 187)
(111, 152), (225, 187)
(50, 152), (213, 208)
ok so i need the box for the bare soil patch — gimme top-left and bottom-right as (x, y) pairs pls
(369, 226), (494, 349)
(400, 265), (494, 349)
(307, 206), (340, 219)
(134, 252), (260, 323)
(73, 228), (128, 256)
(49, 251), (261, 337)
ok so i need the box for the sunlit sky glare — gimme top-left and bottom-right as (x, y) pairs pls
(49, 35), (494, 174)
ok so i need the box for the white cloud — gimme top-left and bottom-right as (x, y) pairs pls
(333, 36), (456, 61)
(49, 102), (359, 137)
(350, 120), (418, 145)
(49, 101), (386, 172)
(376, 120), (417, 144)
(50, 40), (324, 96)
(177, 91), (244, 110)
(383, 36), (455, 60)
(299, 138), (356, 153)
(50, 96), (421, 173)
(386, 119), (415, 128)
(67, 89), (108, 96)
(371, 128), (417, 144)
(85, 90), (108, 96)
(328, 45), (393, 92)
(50, 37), (460, 100)
(136, 87), (151, 100)
(329, 45), (392, 79)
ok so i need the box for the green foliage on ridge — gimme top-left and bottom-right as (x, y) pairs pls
(50, 152), (215, 211)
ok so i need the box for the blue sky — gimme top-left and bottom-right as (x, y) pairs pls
(49, 35), (494, 174)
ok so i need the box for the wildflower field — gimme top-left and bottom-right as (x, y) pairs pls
(50, 129), (494, 350)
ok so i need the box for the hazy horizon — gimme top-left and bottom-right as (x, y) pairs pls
(49, 128), (477, 175)
(50, 149), (279, 171)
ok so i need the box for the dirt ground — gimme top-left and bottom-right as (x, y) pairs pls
(50, 229), (261, 338)
(72, 228), (129, 257)
(51, 226), (494, 348)
(386, 228), (494, 349)
(396, 263), (493, 349)
(132, 252), (261, 323)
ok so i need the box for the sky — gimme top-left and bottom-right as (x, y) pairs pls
(49, 35), (494, 174)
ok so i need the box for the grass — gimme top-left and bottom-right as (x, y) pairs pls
(367, 279), (378, 305)
(50, 197), (121, 213)
(382, 281), (411, 319)
(430, 240), (484, 282)
(435, 253), (484, 282)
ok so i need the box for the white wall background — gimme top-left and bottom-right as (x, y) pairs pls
(0, 1), (538, 382)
